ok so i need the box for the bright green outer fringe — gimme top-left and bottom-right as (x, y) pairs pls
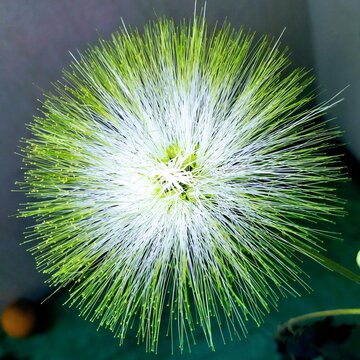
(18, 14), (357, 352)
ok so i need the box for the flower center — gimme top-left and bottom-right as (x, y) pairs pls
(156, 160), (193, 194)
(153, 144), (197, 200)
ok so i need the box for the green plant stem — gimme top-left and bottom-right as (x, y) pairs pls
(290, 239), (360, 284)
(279, 308), (360, 333)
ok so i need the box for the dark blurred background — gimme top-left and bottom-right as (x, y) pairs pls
(0, 1), (359, 359)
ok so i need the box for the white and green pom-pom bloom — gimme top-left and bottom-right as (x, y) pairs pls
(19, 15), (357, 352)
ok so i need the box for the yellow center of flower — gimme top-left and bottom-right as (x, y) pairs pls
(153, 144), (197, 199)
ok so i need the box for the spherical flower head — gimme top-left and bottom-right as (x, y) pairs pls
(19, 15), (348, 352)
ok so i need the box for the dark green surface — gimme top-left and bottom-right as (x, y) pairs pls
(1, 182), (359, 359)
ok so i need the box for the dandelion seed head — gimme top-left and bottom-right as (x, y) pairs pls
(18, 14), (346, 352)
